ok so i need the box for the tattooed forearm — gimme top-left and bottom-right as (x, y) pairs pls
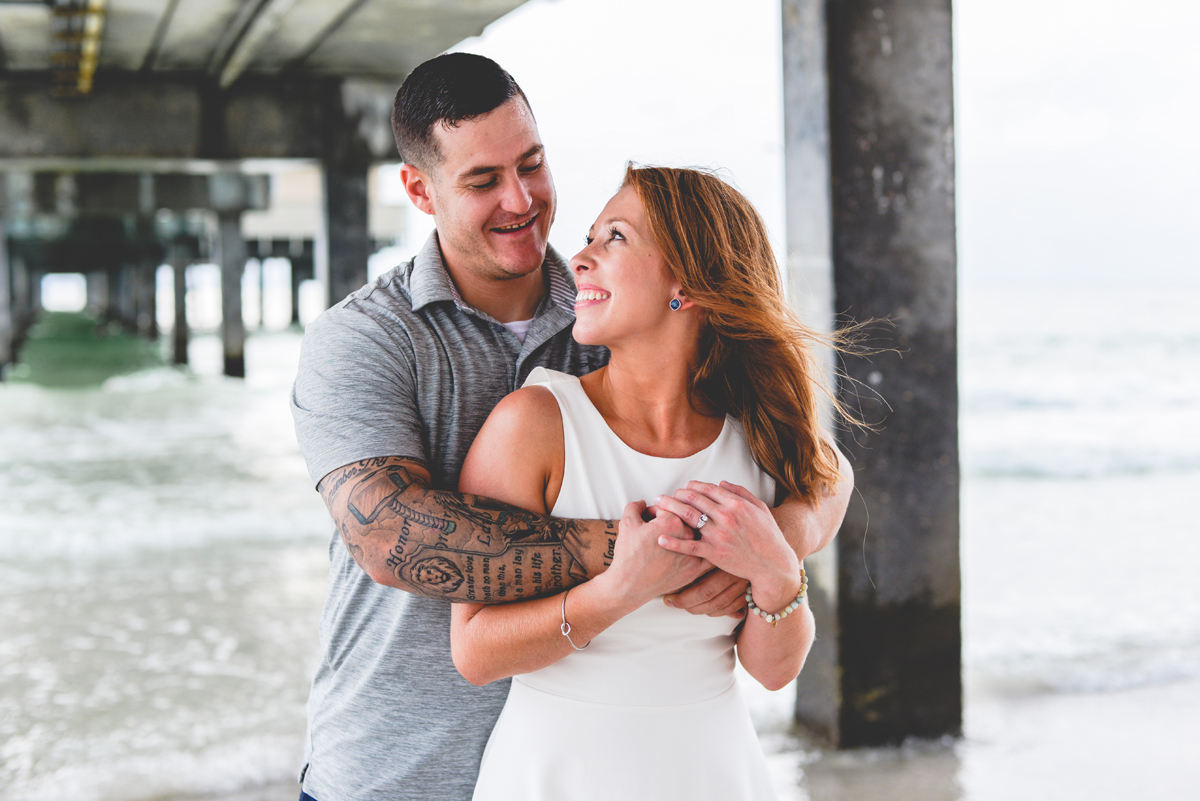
(318, 458), (616, 602)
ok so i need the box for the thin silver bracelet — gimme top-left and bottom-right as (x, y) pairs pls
(560, 587), (589, 650)
(746, 567), (808, 628)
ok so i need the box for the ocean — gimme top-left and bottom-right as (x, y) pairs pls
(1, 280), (1198, 800)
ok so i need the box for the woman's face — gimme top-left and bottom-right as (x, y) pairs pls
(569, 186), (680, 348)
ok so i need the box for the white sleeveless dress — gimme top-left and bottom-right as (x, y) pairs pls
(471, 368), (779, 801)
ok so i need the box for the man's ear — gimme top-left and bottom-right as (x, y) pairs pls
(400, 163), (436, 216)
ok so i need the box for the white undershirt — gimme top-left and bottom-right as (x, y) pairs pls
(501, 318), (534, 343)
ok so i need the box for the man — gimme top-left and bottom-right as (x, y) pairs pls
(291, 52), (851, 801)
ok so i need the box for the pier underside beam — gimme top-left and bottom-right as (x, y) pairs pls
(0, 75), (393, 163)
(783, 0), (961, 747)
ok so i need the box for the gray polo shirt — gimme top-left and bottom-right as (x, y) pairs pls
(291, 233), (607, 801)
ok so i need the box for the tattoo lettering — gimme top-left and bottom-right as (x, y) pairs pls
(324, 459), (614, 601)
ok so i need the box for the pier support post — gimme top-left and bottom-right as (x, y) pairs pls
(290, 257), (302, 325)
(217, 211), (246, 378)
(86, 270), (109, 318)
(11, 256), (30, 353)
(781, 0), (842, 743)
(323, 161), (369, 307)
(289, 239), (314, 326)
(115, 265), (138, 332)
(171, 258), (188, 366)
(826, 0), (961, 746)
(0, 222), (11, 375)
(136, 260), (158, 340)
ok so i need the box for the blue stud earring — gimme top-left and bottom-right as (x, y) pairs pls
(669, 298), (682, 311)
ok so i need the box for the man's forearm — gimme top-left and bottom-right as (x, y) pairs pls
(320, 458), (615, 601)
(771, 440), (854, 559)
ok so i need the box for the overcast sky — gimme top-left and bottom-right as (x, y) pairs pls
(397, 0), (1200, 290)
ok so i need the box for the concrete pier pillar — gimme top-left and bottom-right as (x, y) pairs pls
(289, 239), (314, 326)
(29, 268), (42, 318)
(115, 265), (138, 332)
(0, 222), (12, 375)
(136, 260), (158, 340)
(290, 258), (302, 325)
(172, 259), (188, 366)
(10, 257), (30, 352)
(217, 212), (246, 378)
(780, 0), (841, 743)
(256, 258), (266, 330)
(826, 0), (961, 746)
(86, 270), (109, 317)
(323, 162), (369, 306)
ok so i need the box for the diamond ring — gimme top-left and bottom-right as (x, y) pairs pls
(696, 513), (709, 529)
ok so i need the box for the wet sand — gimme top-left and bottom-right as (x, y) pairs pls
(180, 674), (1200, 801)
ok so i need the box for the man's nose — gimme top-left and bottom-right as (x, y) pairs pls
(500, 174), (533, 214)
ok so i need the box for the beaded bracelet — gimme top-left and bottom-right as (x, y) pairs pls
(746, 568), (808, 628)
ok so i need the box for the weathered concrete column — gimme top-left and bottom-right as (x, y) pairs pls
(256, 258), (266, 329)
(289, 239), (315, 326)
(217, 212), (246, 378)
(323, 162), (369, 306)
(115, 264), (138, 332)
(826, 0), (961, 746)
(29, 268), (42, 319)
(10, 256), (31, 352)
(781, 0), (841, 744)
(0, 222), (12, 375)
(290, 258), (303, 325)
(86, 270), (109, 317)
(171, 259), (188, 366)
(136, 260), (159, 340)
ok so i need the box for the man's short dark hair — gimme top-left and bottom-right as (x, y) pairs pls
(392, 53), (530, 172)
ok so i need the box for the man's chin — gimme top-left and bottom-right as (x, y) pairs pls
(492, 245), (548, 278)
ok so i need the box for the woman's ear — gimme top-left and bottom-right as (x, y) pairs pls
(669, 291), (697, 311)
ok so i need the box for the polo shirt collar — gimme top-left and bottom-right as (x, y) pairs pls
(408, 231), (578, 319)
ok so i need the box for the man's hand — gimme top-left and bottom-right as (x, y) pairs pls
(597, 501), (710, 607)
(663, 568), (749, 618)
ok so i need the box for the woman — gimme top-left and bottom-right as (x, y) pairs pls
(452, 166), (846, 800)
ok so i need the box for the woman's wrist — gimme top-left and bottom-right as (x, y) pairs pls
(747, 562), (804, 613)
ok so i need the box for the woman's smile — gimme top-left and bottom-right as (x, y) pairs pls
(574, 284), (611, 308)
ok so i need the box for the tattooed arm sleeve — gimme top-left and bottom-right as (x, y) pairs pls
(317, 457), (617, 602)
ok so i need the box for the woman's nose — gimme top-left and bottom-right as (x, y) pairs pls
(570, 248), (592, 275)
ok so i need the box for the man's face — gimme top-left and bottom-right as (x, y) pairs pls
(419, 98), (556, 282)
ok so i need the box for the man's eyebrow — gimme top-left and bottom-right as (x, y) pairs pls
(459, 144), (544, 180)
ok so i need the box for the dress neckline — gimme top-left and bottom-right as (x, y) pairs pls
(563, 374), (730, 462)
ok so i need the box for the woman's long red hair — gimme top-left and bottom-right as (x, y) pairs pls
(624, 164), (841, 500)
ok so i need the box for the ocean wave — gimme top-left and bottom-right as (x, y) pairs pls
(967, 642), (1200, 696)
(963, 453), (1200, 480)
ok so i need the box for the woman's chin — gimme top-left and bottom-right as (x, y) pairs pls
(571, 329), (605, 347)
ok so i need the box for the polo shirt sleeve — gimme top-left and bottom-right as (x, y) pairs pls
(290, 304), (427, 488)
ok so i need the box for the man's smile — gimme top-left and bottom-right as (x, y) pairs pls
(491, 215), (538, 234)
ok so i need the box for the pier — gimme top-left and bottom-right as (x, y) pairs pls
(0, 0), (960, 759)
